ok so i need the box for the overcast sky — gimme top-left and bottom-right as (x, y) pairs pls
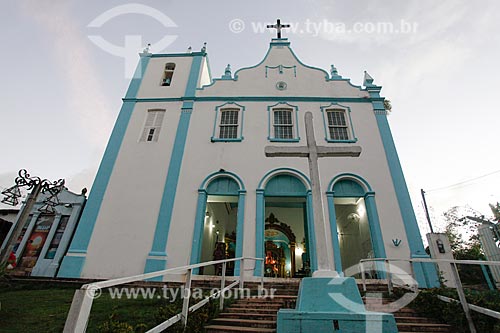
(1, 0), (499, 235)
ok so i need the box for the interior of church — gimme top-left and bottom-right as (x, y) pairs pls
(199, 196), (238, 275)
(334, 197), (374, 273)
(264, 199), (311, 278)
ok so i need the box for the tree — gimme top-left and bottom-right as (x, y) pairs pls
(443, 206), (486, 285)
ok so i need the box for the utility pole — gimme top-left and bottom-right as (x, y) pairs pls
(421, 189), (434, 234)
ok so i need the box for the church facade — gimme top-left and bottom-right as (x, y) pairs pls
(58, 37), (436, 287)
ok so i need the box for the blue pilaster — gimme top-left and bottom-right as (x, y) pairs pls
(306, 191), (318, 272)
(58, 54), (151, 278)
(364, 193), (387, 278)
(326, 193), (343, 273)
(144, 54), (204, 276)
(368, 82), (439, 287)
(189, 190), (208, 274)
(234, 190), (246, 276)
(254, 189), (265, 276)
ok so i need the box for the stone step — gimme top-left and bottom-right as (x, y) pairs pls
(397, 323), (452, 332)
(205, 325), (275, 333)
(219, 312), (277, 320)
(232, 299), (285, 305)
(210, 318), (276, 329)
(225, 307), (279, 314)
(395, 316), (440, 324)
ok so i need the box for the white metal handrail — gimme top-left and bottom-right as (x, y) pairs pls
(63, 256), (265, 333)
(359, 257), (500, 333)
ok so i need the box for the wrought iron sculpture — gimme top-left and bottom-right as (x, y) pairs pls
(1, 169), (65, 213)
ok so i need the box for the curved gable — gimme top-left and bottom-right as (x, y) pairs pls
(197, 39), (368, 98)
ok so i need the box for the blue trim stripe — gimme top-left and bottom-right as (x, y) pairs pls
(326, 193), (342, 273)
(306, 192), (318, 271)
(254, 189), (265, 276)
(126, 55), (151, 98)
(59, 56), (151, 278)
(148, 109), (192, 256)
(374, 114), (425, 255)
(123, 96), (381, 103)
(234, 191), (246, 275)
(371, 89), (438, 287)
(189, 190), (208, 273)
(145, 55), (204, 274)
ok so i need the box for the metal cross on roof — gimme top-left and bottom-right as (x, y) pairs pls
(266, 19), (290, 39)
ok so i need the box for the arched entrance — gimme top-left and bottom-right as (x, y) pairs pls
(264, 213), (297, 277)
(190, 171), (246, 276)
(256, 168), (316, 277)
(326, 174), (386, 277)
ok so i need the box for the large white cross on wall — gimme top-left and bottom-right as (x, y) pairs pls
(265, 111), (362, 274)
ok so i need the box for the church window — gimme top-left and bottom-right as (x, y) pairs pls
(219, 109), (239, 139)
(212, 102), (245, 142)
(273, 108), (294, 139)
(327, 110), (349, 140)
(140, 109), (165, 142)
(161, 63), (175, 86)
(321, 104), (357, 143)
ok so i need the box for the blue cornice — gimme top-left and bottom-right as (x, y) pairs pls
(151, 51), (206, 58)
(123, 96), (381, 103)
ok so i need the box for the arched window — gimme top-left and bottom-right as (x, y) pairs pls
(161, 63), (175, 86)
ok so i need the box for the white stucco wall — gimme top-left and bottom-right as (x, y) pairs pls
(80, 40), (414, 278)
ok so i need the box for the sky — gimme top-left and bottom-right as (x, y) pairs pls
(1, 0), (499, 238)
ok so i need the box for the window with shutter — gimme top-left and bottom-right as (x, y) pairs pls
(140, 110), (165, 142)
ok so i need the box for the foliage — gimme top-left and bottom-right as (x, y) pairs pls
(154, 293), (220, 333)
(0, 281), (219, 332)
(443, 206), (489, 285)
(490, 202), (500, 222)
(410, 288), (500, 333)
(383, 99), (392, 112)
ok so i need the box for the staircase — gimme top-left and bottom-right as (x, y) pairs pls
(204, 280), (452, 333)
(204, 280), (299, 333)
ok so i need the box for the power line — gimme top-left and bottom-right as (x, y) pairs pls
(427, 169), (500, 193)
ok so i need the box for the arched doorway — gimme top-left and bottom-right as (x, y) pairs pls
(256, 169), (315, 277)
(190, 171), (246, 276)
(326, 174), (386, 277)
(264, 213), (297, 277)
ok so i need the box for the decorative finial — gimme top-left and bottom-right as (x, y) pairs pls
(201, 42), (207, 53)
(222, 64), (232, 80)
(363, 71), (375, 86)
(187, 46), (192, 53)
(266, 19), (291, 39)
(330, 65), (338, 76)
(330, 65), (342, 79)
(142, 43), (151, 54)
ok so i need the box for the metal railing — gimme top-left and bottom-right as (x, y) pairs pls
(359, 257), (500, 333)
(63, 257), (264, 333)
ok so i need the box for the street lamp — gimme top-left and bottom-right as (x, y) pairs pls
(0, 169), (65, 264)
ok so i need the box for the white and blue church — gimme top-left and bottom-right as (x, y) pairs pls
(58, 34), (438, 288)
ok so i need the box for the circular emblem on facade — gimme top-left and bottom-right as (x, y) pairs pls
(276, 81), (287, 90)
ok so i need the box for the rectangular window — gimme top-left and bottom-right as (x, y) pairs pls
(327, 110), (349, 141)
(140, 110), (165, 142)
(218, 108), (239, 139)
(273, 108), (294, 139)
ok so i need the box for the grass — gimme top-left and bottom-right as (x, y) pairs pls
(0, 279), (183, 332)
